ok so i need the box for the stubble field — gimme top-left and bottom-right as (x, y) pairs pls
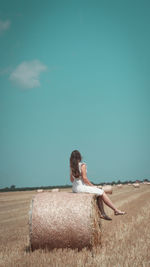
(0, 184), (150, 267)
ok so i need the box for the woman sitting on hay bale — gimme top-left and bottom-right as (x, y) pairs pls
(70, 150), (126, 220)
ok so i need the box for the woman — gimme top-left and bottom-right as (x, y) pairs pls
(70, 150), (126, 220)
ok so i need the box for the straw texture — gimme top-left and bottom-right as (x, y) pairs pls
(29, 192), (101, 250)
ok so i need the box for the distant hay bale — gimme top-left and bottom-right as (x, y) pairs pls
(29, 192), (101, 250)
(51, 188), (59, 192)
(128, 183), (131, 186)
(146, 182), (150, 185)
(102, 185), (112, 194)
(133, 183), (140, 188)
(117, 184), (122, 188)
(37, 189), (44, 193)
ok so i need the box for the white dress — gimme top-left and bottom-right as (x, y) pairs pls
(72, 162), (104, 196)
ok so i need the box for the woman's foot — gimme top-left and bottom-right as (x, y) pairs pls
(114, 210), (126, 216)
(100, 213), (112, 220)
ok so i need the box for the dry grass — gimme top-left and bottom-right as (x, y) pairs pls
(0, 185), (150, 267)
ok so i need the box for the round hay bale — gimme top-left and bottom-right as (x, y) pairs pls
(37, 189), (44, 193)
(146, 182), (150, 185)
(133, 183), (140, 188)
(51, 188), (59, 192)
(29, 192), (101, 250)
(117, 184), (122, 188)
(102, 185), (112, 194)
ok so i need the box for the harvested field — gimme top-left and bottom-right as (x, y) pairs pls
(0, 185), (150, 267)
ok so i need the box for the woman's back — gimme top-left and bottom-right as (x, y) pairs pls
(71, 162), (86, 180)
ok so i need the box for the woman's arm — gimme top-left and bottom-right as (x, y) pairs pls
(70, 169), (74, 183)
(81, 164), (95, 186)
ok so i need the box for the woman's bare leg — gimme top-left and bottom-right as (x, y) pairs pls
(97, 197), (105, 214)
(101, 192), (125, 215)
(97, 196), (112, 220)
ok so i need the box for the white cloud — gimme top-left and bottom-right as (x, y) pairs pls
(0, 20), (11, 34)
(9, 60), (47, 89)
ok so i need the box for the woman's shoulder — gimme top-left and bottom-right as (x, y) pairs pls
(79, 161), (86, 166)
(79, 162), (87, 172)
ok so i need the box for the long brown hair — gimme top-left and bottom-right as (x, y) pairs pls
(70, 150), (82, 178)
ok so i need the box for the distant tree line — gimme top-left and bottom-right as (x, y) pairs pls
(0, 184), (72, 192)
(94, 178), (149, 186)
(0, 178), (149, 192)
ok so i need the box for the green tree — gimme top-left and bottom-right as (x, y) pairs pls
(10, 185), (16, 190)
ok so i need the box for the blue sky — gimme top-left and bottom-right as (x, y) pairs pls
(0, 0), (150, 188)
